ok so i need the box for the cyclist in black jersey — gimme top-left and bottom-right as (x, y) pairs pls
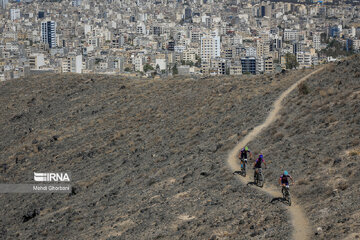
(238, 146), (252, 166)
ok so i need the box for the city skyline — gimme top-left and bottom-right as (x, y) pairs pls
(1, 0), (360, 81)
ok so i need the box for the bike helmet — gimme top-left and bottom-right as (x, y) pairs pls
(284, 171), (288, 175)
(245, 146), (248, 151)
(259, 154), (263, 158)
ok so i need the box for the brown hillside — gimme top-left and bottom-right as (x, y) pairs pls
(249, 56), (360, 239)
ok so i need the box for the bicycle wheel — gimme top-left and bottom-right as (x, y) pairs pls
(258, 173), (264, 187)
(282, 188), (286, 199)
(287, 191), (291, 206)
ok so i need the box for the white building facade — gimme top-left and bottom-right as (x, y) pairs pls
(10, 8), (20, 20)
(200, 34), (220, 63)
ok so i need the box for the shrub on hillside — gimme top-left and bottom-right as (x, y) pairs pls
(298, 83), (310, 95)
(297, 179), (309, 185)
(338, 181), (349, 191)
(328, 65), (336, 73)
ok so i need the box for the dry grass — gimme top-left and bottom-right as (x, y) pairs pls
(345, 146), (360, 156)
(173, 191), (190, 199)
(297, 178), (309, 185)
(319, 89), (327, 97)
(349, 151), (358, 156)
(77, 172), (110, 188)
(0, 68), (340, 239)
(327, 88), (336, 96)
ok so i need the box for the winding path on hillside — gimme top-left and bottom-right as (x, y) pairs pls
(227, 67), (325, 240)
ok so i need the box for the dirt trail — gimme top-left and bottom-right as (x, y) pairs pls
(227, 67), (325, 240)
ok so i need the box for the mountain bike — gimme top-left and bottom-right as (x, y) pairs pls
(282, 185), (291, 206)
(254, 168), (264, 187)
(240, 158), (247, 176)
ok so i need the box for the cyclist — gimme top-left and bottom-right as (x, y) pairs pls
(253, 154), (266, 181)
(279, 171), (294, 187)
(238, 146), (252, 170)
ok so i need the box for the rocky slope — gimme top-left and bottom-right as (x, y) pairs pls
(0, 61), (356, 240)
(249, 56), (360, 239)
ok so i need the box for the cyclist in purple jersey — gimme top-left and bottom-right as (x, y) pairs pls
(279, 171), (294, 187)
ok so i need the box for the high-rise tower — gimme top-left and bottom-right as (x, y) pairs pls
(1, 0), (8, 9)
(41, 21), (57, 48)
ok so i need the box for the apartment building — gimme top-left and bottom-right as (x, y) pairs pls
(62, 54), (83, 73)
(296, 52), (312, 68)
(200, 34), (220, 63)
(313, 33), (321, 50)
(210, 58), (226, 75)
(241, 57), (256, 74)
(230, 63), (242, 75)
(10, 8), (20, 20)
(29, 53), (45, 70)
(182, 48), (197, 62)
(284, 29), (299, 41)
(264, 57), (274, 73)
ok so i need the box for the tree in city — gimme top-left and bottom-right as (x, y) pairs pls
(285, 53), (299, 69)
(185, 60), (194, 66)
(226, 68), (230, 75)
(320, 33), (328, 43)
(172, 64), (178, 75)
(320, 39), (352, 57)
(181, 60), (194, 66)
(143, 63), (154, 72)
(95, 58), (101, 65)
(195, 54), (201, 67)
